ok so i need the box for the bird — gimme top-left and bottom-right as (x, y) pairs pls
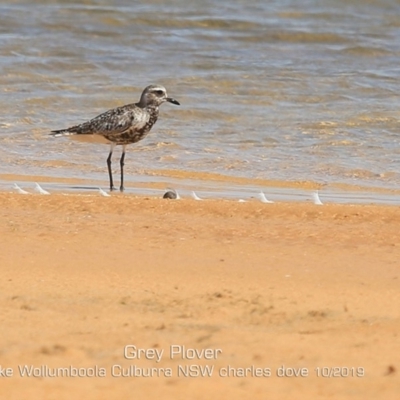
(50, 85), (180, 192)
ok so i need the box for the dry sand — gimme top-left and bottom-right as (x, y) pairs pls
(0, 190), (399, 399)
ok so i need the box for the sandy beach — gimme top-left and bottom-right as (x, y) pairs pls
(1, 188), (399, 399)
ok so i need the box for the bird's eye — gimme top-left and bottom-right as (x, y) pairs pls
(155, 90), (164, 96)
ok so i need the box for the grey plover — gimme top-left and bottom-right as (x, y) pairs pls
(50, 85), (180, 192)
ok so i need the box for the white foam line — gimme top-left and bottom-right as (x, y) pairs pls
(34, 182), (50, 195)
(191, 191), (202, 200)
(312, 191), (323, 205)
(99, 187), (111, 197)
(13, 183), (30, 195)
(258, 191), (274, 204)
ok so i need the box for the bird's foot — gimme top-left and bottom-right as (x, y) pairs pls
(119, 185), (125, 192)
(110, 186), (117, 192)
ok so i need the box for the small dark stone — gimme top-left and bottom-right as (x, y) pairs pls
(163, 191), (177, 199)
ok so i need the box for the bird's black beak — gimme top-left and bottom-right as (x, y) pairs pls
(166, 97), (180, 106)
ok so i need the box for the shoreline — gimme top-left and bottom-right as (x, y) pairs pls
(1, 171), (400, 206)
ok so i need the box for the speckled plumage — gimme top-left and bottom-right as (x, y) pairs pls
(50, 85), (180, 191)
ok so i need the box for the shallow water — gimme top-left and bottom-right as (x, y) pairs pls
(1, 0), (400, 193)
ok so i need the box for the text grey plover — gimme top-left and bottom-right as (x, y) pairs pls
(50, 85), (180, 192)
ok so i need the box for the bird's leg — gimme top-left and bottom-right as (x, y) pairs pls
(119, 145), (126, 192)
(107, 143), (116, 191)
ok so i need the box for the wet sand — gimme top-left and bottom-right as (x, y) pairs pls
(1, 190), (399, 399)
